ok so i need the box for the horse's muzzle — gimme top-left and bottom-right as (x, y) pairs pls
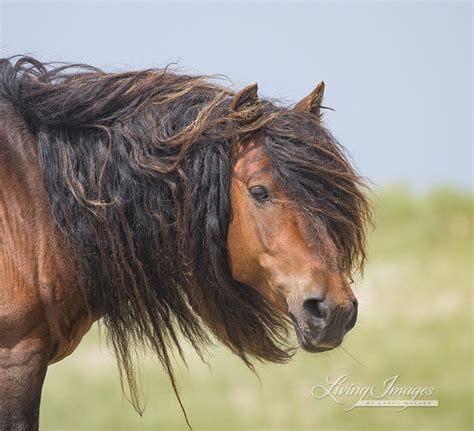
(290, 296), (358, 352)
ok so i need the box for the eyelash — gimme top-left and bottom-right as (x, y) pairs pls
(248, 186), (271, 202)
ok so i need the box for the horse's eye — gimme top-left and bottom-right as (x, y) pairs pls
(249, 186), (270, 202)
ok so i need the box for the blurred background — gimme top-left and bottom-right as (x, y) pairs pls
(1, 1), (472, 430)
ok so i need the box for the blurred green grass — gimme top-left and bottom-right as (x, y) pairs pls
(40, 186), (473, 430)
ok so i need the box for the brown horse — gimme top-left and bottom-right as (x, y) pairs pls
(0, 57), (371, 430)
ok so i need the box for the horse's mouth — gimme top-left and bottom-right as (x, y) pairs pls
(289, 313), (337, 353)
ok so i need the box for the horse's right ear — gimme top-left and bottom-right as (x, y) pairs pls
(230, 83), (259, 111)
(294, 81), (325, 118)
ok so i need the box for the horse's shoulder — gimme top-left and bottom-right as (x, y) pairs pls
(0, 102), (95, 363)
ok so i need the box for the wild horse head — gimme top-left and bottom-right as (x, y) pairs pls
(0, 56), (371, 429)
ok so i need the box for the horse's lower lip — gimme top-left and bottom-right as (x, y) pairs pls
(289, 313), (338, 353)
(297, 331), (334, 353)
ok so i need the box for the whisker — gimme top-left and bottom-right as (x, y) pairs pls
(339, 345), (364, 366)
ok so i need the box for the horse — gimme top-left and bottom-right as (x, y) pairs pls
(0, 56), (371, 430)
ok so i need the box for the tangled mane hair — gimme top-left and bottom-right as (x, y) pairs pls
(0, 56), (371, 420)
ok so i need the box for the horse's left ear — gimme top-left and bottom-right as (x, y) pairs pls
(231, 83), (259, 111)
(294, 81), (325, 118)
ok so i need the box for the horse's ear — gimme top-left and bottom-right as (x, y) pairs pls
(231, 83), (259, 111)
(294, 81), (325, 118)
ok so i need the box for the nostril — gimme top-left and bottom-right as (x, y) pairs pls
(345, 300), (358, 331)
(302, 297), (327, 320)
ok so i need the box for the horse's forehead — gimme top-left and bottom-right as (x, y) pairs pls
(233, 140), (271, 179)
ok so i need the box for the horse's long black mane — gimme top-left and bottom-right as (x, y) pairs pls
(0, 56), (371, 418)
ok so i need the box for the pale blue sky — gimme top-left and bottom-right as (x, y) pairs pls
(1, 1), (472, 190)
